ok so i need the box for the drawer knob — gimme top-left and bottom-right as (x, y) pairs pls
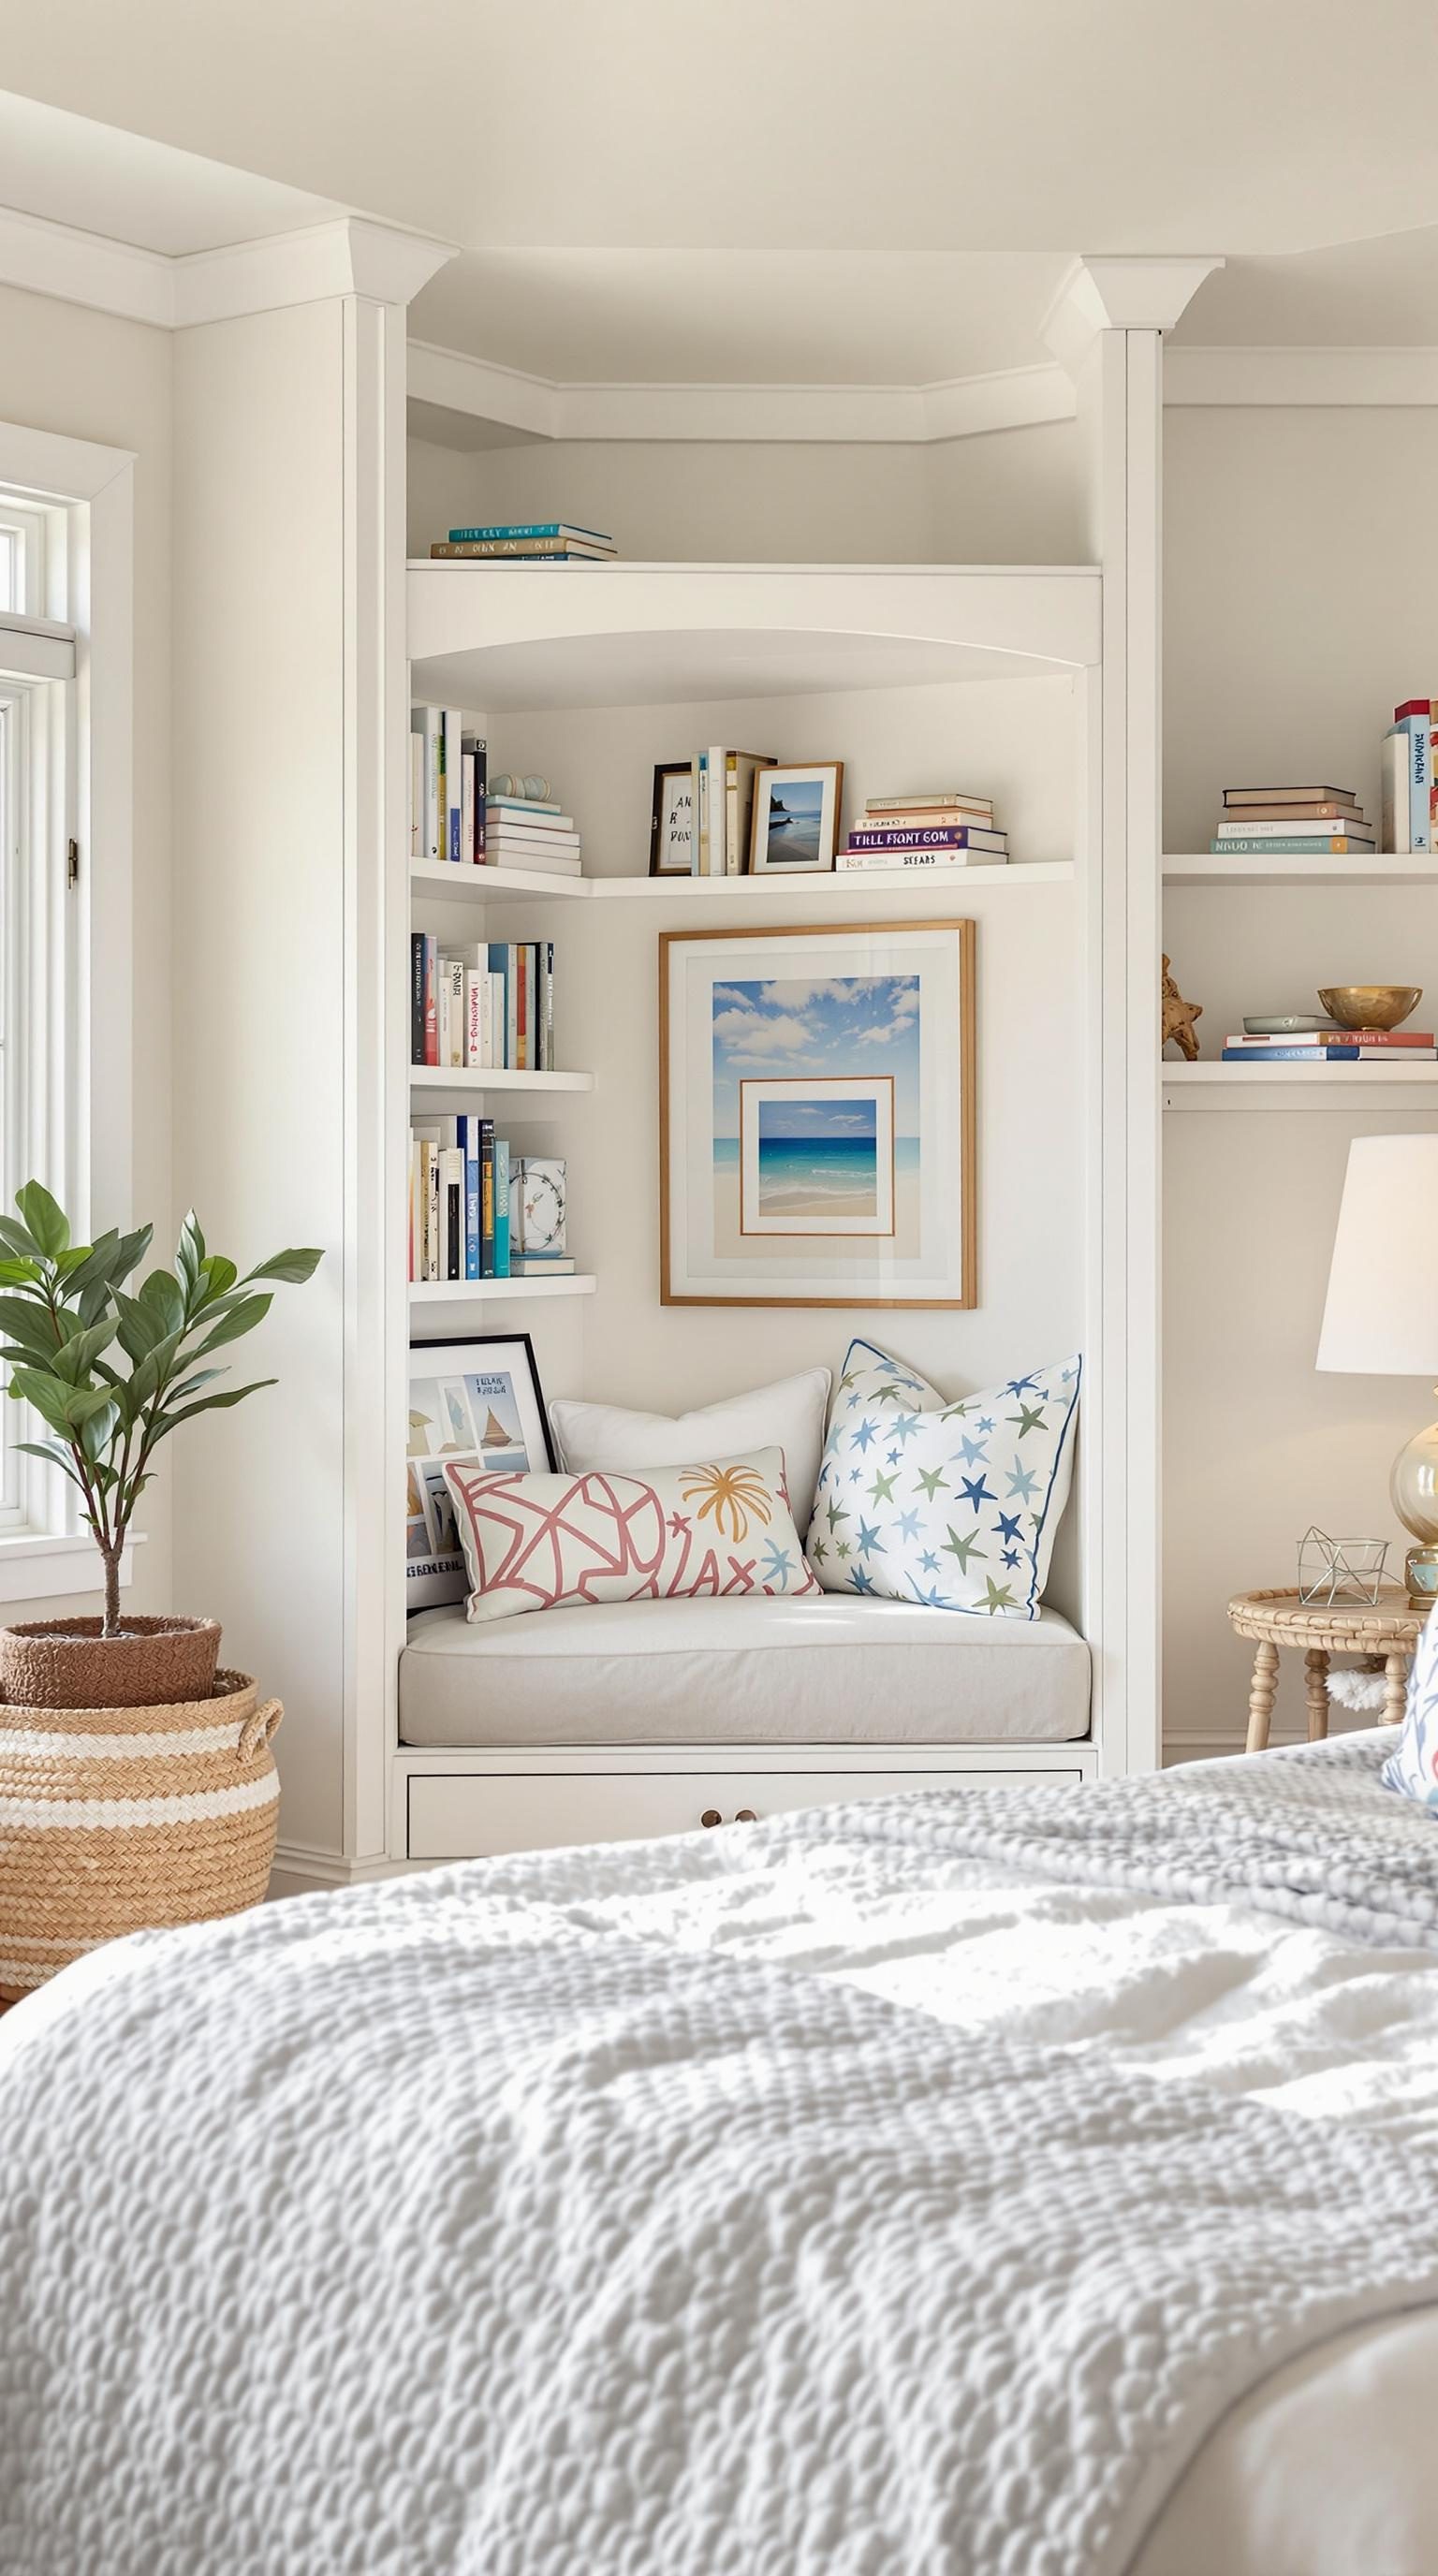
(733, 1808), (758, 1823)
(700, 1808), (723, 1829)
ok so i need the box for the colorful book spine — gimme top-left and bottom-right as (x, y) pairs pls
(442, 710), (462, 861)
(462, 1117), (481, 1281)
(1214, 817), (1367, 841)
(479, 1120), (495, 1275)
(492, 1138), (510, 1279)
(1221, 1046), (1362, 1061)
(1208, 837), (1374, 855)
(866, 792), (990, 813)
(422, 937), (437, 1065)
(448, 523), (612, 543)
(540, 941), (554, 1073)
(845, 825), (1006, 852)
(487, 944), (510, 1067)
(1225, 1029), (1434, 1048)
(419, 708), (441, 863)
(1395, 710), (1431, 851)
(835, 848), (1005, 871)
(431, 536), (615, 559)
(464, 734), (487, 856)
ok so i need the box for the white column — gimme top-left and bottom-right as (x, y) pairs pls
(170, 220), (449, 1878)
(1044, 256), (1221, 1775)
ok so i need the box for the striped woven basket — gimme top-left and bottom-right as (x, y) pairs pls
(0, 1668), (282, 2001)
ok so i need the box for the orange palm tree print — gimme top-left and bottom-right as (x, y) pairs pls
(679, 1460), (774, 1544)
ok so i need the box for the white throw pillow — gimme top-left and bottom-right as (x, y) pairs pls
(550, 1368), (832, 1530)
(805, 1338), (1081, 1619)
(445, 1446), (819, 1624)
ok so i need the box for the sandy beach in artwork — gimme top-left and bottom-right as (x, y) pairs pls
(712, 1158), (921, 1259)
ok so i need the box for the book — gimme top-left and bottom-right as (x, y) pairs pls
(1213, 817), (1370, 841)
(448, 523), (613, 545)
(834, 847), (1007, 871)
(410, 934), (426, 1066)
(1225, 1028), (1435, 1047)
(538, 941), (554, 1072)
(418, 708), (441, 862)
(1393, 714), (1431, 852)
(486, 807), (575, 832)
(1222, 799), (1362, 822)
(430, 538), (616, 561)
(1383, 727), (1410, 854)
(1221, 1046), (1365, 1062)
(409, 732), (421, 859)
(484, 846), (583, 875)
(492, 1138), (510, 1279)
(844, 825), (1008, 853)
(862, 804), (998, 829)
(1208, 837), (1376, 855)
(439, 955), (465, 1067)
(461, 1117), (481, 1281)
(506, 1255), (578, 1276)
(478, 1120), (496, 1275)
(463, 732), (487, 857)
(486, 793), (563, 815)
(488, 826), (581, 852)
(1223, 785), (1357, 806)
(866, 791), (992, 814)
(442, 710), (462, 861)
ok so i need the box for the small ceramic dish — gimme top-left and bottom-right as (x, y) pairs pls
(1317, 985), (1422, 1032)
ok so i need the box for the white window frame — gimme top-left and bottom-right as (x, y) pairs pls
(0, 422), (136, 1600)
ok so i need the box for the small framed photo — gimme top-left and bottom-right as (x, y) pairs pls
(406, 1333), (554, 1611)
(748, 762), (844, 874)
(650, 761), (696, 876)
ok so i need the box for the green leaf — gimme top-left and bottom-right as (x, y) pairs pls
(139, 1270), (185, 1337)
(48, 1318), (119, 1385)
(154, 1378), (276, 1433)
(164, 1367), (230, 1406)
(7, 1365), (80, 1437)
(245, 1247), (324, 1286)
(15, 1181), (68, 1260)
(53, 1244), (93, 1277)
(0, 1298), (65, 1360)
(111, 1224), (154, 1286)
(184, 1293), (272, 1358)
(195, 1254), (237, 1307)
(0, 1258), (42, 1287)
(112, 1289), (167, 1363)
(79, 1400), (121, 1463)
(58, 1230), (121, 1303)
(0, 1215), (40, 1261)
(12, 1440), (91, 1494)
(176, 1210), (204, 1295)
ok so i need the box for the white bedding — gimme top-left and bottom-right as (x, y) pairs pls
(4, 1733), (1438, 2572)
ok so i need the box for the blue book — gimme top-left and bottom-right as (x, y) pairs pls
(461, 1118), (481, 1281)
(448, 522), (611, 543)
(1221, 1046), (1360, 1061)
(492, 1138), (510, 1280)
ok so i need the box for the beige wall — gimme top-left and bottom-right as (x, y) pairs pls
(406, 418), (1086, 565)
(0, 283), (173, 1625)
(1163, 405), (1438, 1751)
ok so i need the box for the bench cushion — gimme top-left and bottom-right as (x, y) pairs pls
(400, 1596), (1091, 1748)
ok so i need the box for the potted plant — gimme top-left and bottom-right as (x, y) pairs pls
(0, 1181), (320, 1707)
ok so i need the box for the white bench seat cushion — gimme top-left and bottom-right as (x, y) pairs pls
(399, 1596), (1091, 1748)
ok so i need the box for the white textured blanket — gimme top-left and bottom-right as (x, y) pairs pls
(4, 1737), (1438, 2576)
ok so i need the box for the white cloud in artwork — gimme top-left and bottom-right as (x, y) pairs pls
(714, 1011), (814, 1060)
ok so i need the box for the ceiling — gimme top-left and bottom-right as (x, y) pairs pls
(3, 6), (1438, 388)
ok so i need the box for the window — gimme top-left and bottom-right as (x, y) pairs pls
(0, 487), (78, 1538)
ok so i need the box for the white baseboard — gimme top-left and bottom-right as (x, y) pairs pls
(268, 1842), (422, 1900)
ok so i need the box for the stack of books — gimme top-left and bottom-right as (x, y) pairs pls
(410, 938), (556, 1071)
(1383, 702), (1438, 852)
(1221, 1022), (1436, 1066)
(835, 790), (1008, 872)
(430, 521), (617, 564)
(1210, 785), (1374, 856)
(692, 748), (774, 874)
(408, 1127), (574, 1283)
(486, 792), (583, 878)
(409, 707), (487, 863)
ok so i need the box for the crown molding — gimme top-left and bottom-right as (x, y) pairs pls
(406, 337), (1077, 447)
(1041, 255), (1225, 378)
(0, 202), (455, 328)
(1164, 344), (1438, 405)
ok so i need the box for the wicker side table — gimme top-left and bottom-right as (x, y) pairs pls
(1226, 1588), (1425, 1754)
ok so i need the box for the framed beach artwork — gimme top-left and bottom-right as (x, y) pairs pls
(747, 762), (843, 873)
(406, 1334), (555, 1610)
(659, 920), (976, 1308)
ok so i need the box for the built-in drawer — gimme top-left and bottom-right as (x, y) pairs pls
(405, 1764), (1083, 1860)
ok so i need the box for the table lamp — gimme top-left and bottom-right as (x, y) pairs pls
(1317, 1133), (1438, 1605)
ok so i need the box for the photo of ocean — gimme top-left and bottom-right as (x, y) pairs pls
(760, 776), (824, 865)
(710, 971), (922, 1253)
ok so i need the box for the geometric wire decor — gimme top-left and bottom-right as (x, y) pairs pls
(1296, 1526), (1390, 1608)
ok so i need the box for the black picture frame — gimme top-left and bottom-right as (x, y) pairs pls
(650, 760), (696, 875)
(406, 1331), (556, 1613)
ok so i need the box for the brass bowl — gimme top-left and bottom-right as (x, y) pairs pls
(1317, 984), (1423, 1032)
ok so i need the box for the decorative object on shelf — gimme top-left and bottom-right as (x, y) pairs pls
(443, 1444), (818, 1623)
(1211, 783), (1374, 859)
(1296, 1528), (1389, 1608)
(807, 1338), (1080, 1618)
(747, 763), (844, 874)
(1317, 1134), (1438, 1604)
(0, 1181), (320, 1690)
(484, 791), (582, 878)
(0, 1668), (283, 2002)
(1317, 985), (1422, 1032)
(1227, 1587), (1423, 1752)
(660, 919), (976, 1309)
(691, 749), (775, 877)
(492, 773), (552, 802)
(1244, 1017), (1331, 1035)
(650, 762), (695, 876)
(836, 786), (1008, 873)
(1223, 1022), (1436, 1064)
(510, 1157), (566, 1260)
(1160, 955), (1202, 1060)
(406, 1334), (554, 1612)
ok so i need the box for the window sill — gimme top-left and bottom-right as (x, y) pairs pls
(0, 1531), (143, 1604)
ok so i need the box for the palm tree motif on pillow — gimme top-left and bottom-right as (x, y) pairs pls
(679, 1460), (775, 1545)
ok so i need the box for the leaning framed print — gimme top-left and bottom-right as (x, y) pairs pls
(659, 919), (976, 1309)
(406, 1333), (555, 1610)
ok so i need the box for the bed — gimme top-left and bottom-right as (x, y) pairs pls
(4, 1732), (1438, 2574)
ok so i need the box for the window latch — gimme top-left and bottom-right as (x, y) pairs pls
(66, 840), (79, 889)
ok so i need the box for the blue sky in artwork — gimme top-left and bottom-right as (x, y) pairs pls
(766, 778), (823, 822)
(712, 974), (920, 1138)
(757, 1095), (878, 1142)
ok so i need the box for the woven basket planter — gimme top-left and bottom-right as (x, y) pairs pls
(0, 1613), (221, 1710)
(0, 1668), (282, 2002)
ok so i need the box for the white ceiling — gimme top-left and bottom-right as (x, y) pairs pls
(4, 7), (1438, 388)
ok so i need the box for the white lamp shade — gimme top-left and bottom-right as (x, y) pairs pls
(1316, 1133), (1438, 1375)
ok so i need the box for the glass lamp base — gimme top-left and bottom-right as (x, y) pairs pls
(1391, 1410), (1438, 1605)
(1405, 1546), (1438, 1610)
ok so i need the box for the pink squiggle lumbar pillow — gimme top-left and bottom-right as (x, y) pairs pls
(443, 1445), (819, 1625)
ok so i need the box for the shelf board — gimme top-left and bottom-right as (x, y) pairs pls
(411, 860), (1073, 903)
(410, 1275), (595, 1305)
(1164, 1060), (1438, 1107)
(1164, 853), (1438, 887)
(407, 561), (1101, 710)
(410, 858), (588, 900)
(409, 1065), (594, 1094)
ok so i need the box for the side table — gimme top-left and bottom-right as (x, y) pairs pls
(1227, 1588), (1424, 1753)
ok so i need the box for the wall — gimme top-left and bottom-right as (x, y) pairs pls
(0, 283), (173, 1625)
(1163, 405), (1438, 1751)
(406, 419), (1086, 566)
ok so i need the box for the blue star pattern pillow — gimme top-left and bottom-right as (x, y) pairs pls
(1382, 1601), (1438, 1808)
(805, 1339), (1081, 1618)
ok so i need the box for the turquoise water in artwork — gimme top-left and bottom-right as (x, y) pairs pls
(714, 1137), (919, 1179)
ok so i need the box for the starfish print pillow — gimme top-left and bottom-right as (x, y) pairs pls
(805, 1339), (1080, 1618)
(444, 1445), (819, 1624)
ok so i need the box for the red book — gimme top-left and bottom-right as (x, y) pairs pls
(1395, 700), (1438, 723)
(1226, 1029), (1434, 1047)
(423, 935), (438, 1067)
(516, 945), (528, 1071)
